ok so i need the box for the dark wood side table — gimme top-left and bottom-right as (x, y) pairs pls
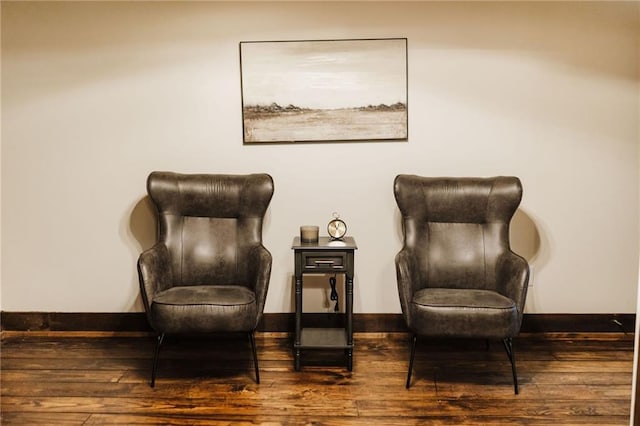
(292, 236), (357, 371)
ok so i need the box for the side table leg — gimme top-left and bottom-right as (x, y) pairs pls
(346, 275), (354, 344)
(295, 275), (302, 371)
(346, 274), (354, 371)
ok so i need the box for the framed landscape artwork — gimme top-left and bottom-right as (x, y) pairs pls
(240, 38), (408, 144)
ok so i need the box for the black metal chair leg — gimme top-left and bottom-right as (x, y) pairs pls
(150, 333), (165, 388)
(249, 332), (260, 384)
(406, 334), (417, 389)
(502, 337), (519, 394)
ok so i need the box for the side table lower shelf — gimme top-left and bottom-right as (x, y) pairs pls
(294, 328), (353, 371)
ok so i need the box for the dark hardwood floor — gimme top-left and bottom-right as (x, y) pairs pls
(0, 331), (633, 425)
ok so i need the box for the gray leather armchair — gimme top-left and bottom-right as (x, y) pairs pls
(137, 171), (274, 387)
(394, 175), (529, 394)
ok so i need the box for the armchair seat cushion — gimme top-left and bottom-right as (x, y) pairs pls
(151, 285), (257, 333)
(154, 285), (255, 306)
(410, 288), (518, 339)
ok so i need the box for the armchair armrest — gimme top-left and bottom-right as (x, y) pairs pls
(247, 245), (273, 325)
(137, 243), (173, 315)
(497, 252), (530, 323)
(395, 248), (423, 327)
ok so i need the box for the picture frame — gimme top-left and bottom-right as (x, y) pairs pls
(239, 38), (408, 144)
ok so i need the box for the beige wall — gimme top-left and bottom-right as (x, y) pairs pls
(1, 1), (638, 314)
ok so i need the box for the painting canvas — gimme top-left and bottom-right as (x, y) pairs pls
(240, 38), (408, 144)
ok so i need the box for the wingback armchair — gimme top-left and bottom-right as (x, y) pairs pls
(137, 171), (274, 387)
(394, 175), (529, 393)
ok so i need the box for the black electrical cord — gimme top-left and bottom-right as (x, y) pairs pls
(329, 275), (339, 312)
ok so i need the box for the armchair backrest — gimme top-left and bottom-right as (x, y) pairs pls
(147, 172), (274, 286)
(394, 175), (522, 292)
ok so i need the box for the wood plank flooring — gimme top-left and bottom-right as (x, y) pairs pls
(0, 331), (634, 425)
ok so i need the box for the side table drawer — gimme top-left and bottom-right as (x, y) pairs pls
(302, 252), (347, 271)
